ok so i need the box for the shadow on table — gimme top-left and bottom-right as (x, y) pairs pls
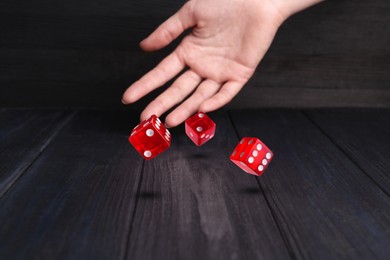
(137, 191), (162, 199)
(238, 187), (262, 194)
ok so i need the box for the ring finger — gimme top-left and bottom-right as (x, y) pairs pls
(165, 79), (222, 127)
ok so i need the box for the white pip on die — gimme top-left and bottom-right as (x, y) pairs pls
(129, 115), (171, 160)
(230, 137), (273, 176)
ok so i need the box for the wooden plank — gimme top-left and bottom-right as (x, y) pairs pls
(0, 48), (171, 108)
(0, 0), (388, 54)
(0, 47), (388, 108)
(229, 109), (390, 259)
(251, 53), (390, 91)
(0, 14), (171, 50)
(1, 49), (389, 108)
(126, 112), (292, 260)
(226, 87), (390, 109)
(304, 109), (390, 195)
(0, 49), (168, 82)
(0, 0), (183, 17)
(274, 0), (390, 54)
(0, 110), (143, 259)
(0, 109), (73, 197)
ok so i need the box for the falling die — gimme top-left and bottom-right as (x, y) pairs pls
(230, 137), (273, 176)
(129, 115), (171, 160)
(185, 112), (216, 146)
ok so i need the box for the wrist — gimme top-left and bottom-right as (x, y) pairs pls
(269, 0), (324, 21)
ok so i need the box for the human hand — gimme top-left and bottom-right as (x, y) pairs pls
(122, 0), (322, 127)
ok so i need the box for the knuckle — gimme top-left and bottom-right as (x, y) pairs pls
(171, 86), (187, 100)
(153, 98), (168, 112)
(171, 80), (186, 93)
(216, 92), (231, 106)
(195, 89), (208, 100)
(140, 111), (152, 121)
(161, 28), (175, 42)
(186, 70), (201, 82)
(154, 66), (167, 77)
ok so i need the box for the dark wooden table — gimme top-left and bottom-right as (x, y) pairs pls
(0, 108), (389, 259)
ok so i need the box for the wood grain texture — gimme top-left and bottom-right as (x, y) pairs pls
(0, 0), (184, 17)
(304, 109), (390, 195)
(0, 48), (170, 107)
(0, 108), (389, 259)
(227, 87), (390, 109)
(126, 112), (292, 260)
(0, 110), (143, 259)
(0, 109), (73, 197)
(0, 0), (389, 107)
(229, 109), (390, 259)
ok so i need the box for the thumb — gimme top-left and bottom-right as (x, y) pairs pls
(140, 1), (196, 51)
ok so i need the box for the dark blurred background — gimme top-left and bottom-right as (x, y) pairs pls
(0, 0), (389, 108)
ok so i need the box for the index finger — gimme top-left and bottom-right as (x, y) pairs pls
(122, 51), (185, 104)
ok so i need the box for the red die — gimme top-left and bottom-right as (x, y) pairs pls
(230, 137), (273, 176)
(185, 112), (216, 146)
(129, 115), (171, 160)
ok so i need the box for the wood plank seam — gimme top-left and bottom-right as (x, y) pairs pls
(122, 159), (145, 260)
(301, 110), (390, 198)
(227, 110), (298, 260)
(0, 110), (78, 200)
(255, 177), (304, 260)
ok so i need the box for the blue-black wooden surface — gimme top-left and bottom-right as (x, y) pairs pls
(0, 108), (389, 259)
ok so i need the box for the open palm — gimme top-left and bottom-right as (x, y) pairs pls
(122, 0), (285, 127)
